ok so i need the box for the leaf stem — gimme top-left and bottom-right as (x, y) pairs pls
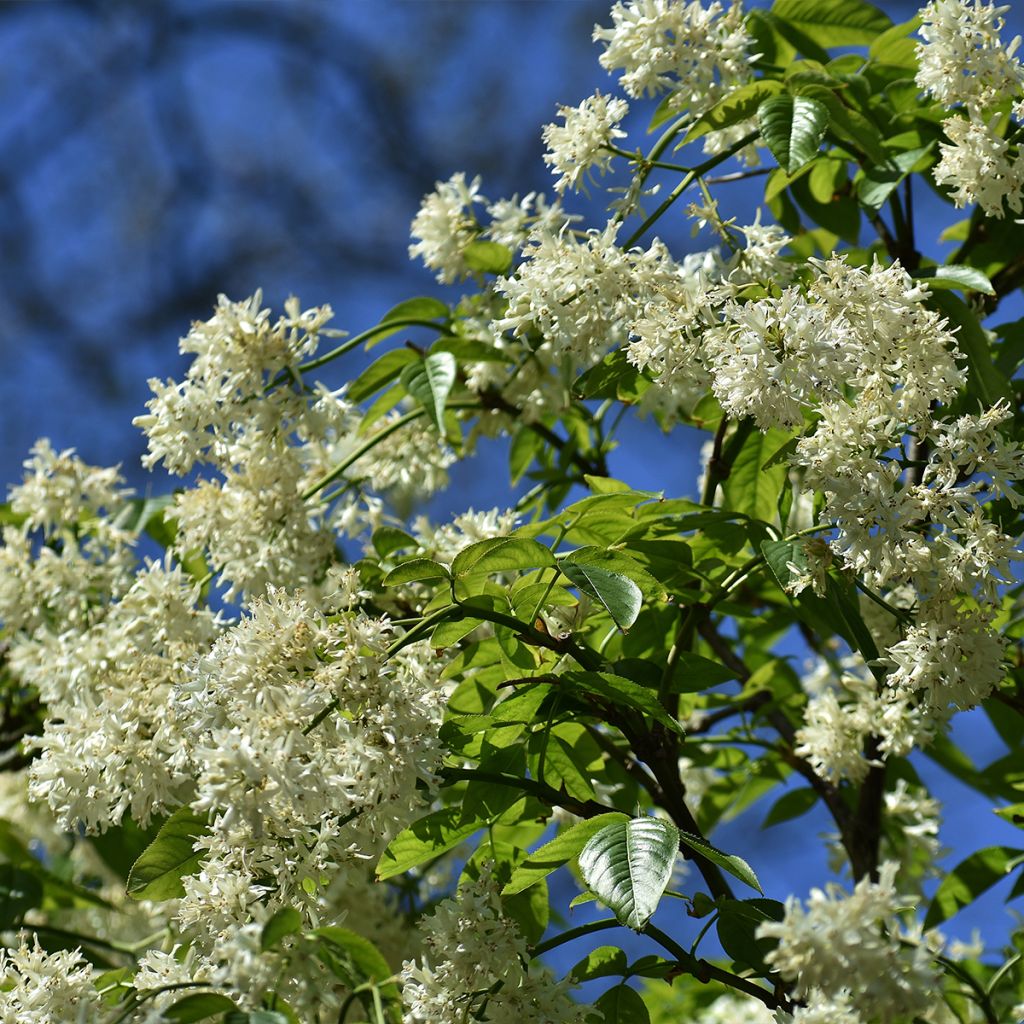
(529, 917), (620, 959)
(621, 130), (759, 250)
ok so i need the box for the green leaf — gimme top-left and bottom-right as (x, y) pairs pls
(463, 239), (514, 275)
(376, 806), (484, 880)
(163, 994), (239, 1022)
(382, 296), (448, 323)
(762, 786), (820, 827)
(502, 813), (628, 896)
(716, 898), (786, 973)
(451, 537), (557, 578)
(757, 95), (829, 175)
(560, 561), (642, 631)
(925, 846), (1024, 928)
(578, 817), (680, 931)
(313, 926), (395, 992)
(721, 427), (790, 525)
(769, 0), (891, 46)
(431, 336), (512, 362)
(0, 864), (41, 927)
(857, 145), (933, 211)
(929, 291), (1014, 407)
(381, 557), (451, 587)
(261, 907), (303, 951)
(666, 653), (736, 693)
(126, 807), (208, 901)
(348, 349), (419, 403)
(88, 815), (164, 881)
(684, 80), (785, 143)
(224, 1012), (291, 1024)
(589, 983), (651, 1024)
(570, 945), (629, 983)
(762, 538), (879, 667)
(368, 296), (450, 345)
(400, 351), (457, 431)
(371, 526), (417, 558)
(561, 547), (666, 602)
(562, 671), (684, 734)
(920, 265), (996, 296)
(677, 830), (763, 893)
(573, 349), (652, 402)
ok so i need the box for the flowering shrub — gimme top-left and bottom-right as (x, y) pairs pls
(3, 0), (1024, 1021)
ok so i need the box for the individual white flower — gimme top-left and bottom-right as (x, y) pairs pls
(594, 0), (754, 116)
(757, 862), (943, 1023)
(0, 942), (101, 1024)
(542, 91), (630, 194)
(916, 0), (1024, 116)
(933, 115), (1024, 218)
(409, 172), (485, 283)
(400, 871), (590, 1024)
(783, 538), (833, 599)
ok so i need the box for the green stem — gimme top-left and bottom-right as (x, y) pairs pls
(301, 400), (481, 501)
(302, 409), (426, 500)
(528, 519), (574, 622)
(645, 924), (786, 1010)
(529, 917), (620, 957)
(384, 606), (459, 657)
(621, 130), (759, 250)
(452, 595), (604, 672)
(603, 143), (692, 174)
(296, 318), (451, 376)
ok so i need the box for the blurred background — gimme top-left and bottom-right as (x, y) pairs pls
(3, 0), (1024, 982)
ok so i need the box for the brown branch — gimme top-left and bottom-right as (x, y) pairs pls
(695, 616), (856, 857)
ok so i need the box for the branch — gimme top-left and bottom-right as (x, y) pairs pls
(478, 387), (608, 478)
(695, 616), (856, 857)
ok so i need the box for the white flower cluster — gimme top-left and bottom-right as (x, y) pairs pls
(594, 0), (753, 114)
(176, 578), (448, 908)
(26, 559), (219, 832)
(0, 442), (135, 639)
(917, 0), (1024, 115)
(136, 294), (454, 601)
(487, 202), (794, 427)
(400, 871), (590, 1024)
(757, 862), (943, 1024)
(409, 172), (570, 283)
(494, 222), (688, 367)
(0, 942), (101, 1024)
(542, 91), (630, 194)
(917, 0), (1024, 216)
(933, 115), (1024, 217)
